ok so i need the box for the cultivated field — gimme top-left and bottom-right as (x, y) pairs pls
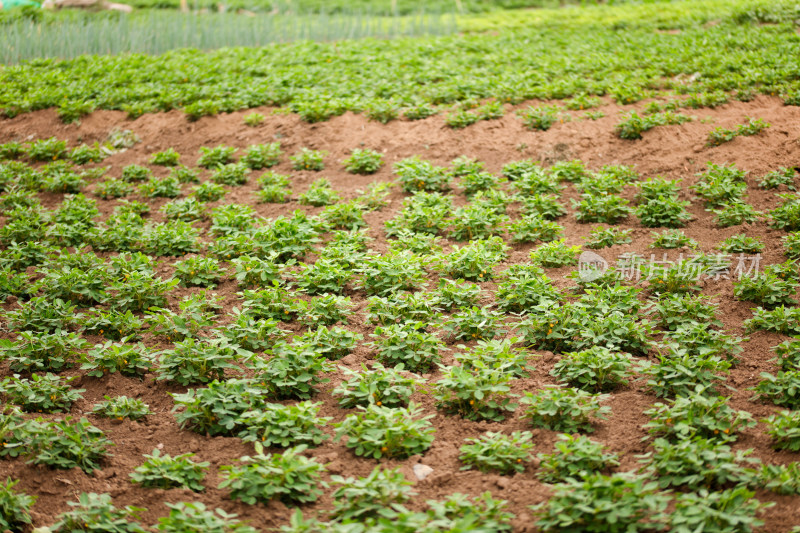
(1, 1), (800, 532)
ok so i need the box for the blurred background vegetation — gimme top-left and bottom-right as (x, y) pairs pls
(0, 0), (797, 64)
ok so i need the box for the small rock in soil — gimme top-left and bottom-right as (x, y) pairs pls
(317, 451), (338, 463)
(413, 464), (434, 481)
(327, 460), (343, 474)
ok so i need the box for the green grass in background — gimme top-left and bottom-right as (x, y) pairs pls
(0, 0), (798, 122)
(0, 10), (457, 63)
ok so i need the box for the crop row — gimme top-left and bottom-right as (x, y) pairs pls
(1, 0), (798, 113)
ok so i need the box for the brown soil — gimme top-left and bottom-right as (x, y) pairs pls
(2, 95), (800, 532)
